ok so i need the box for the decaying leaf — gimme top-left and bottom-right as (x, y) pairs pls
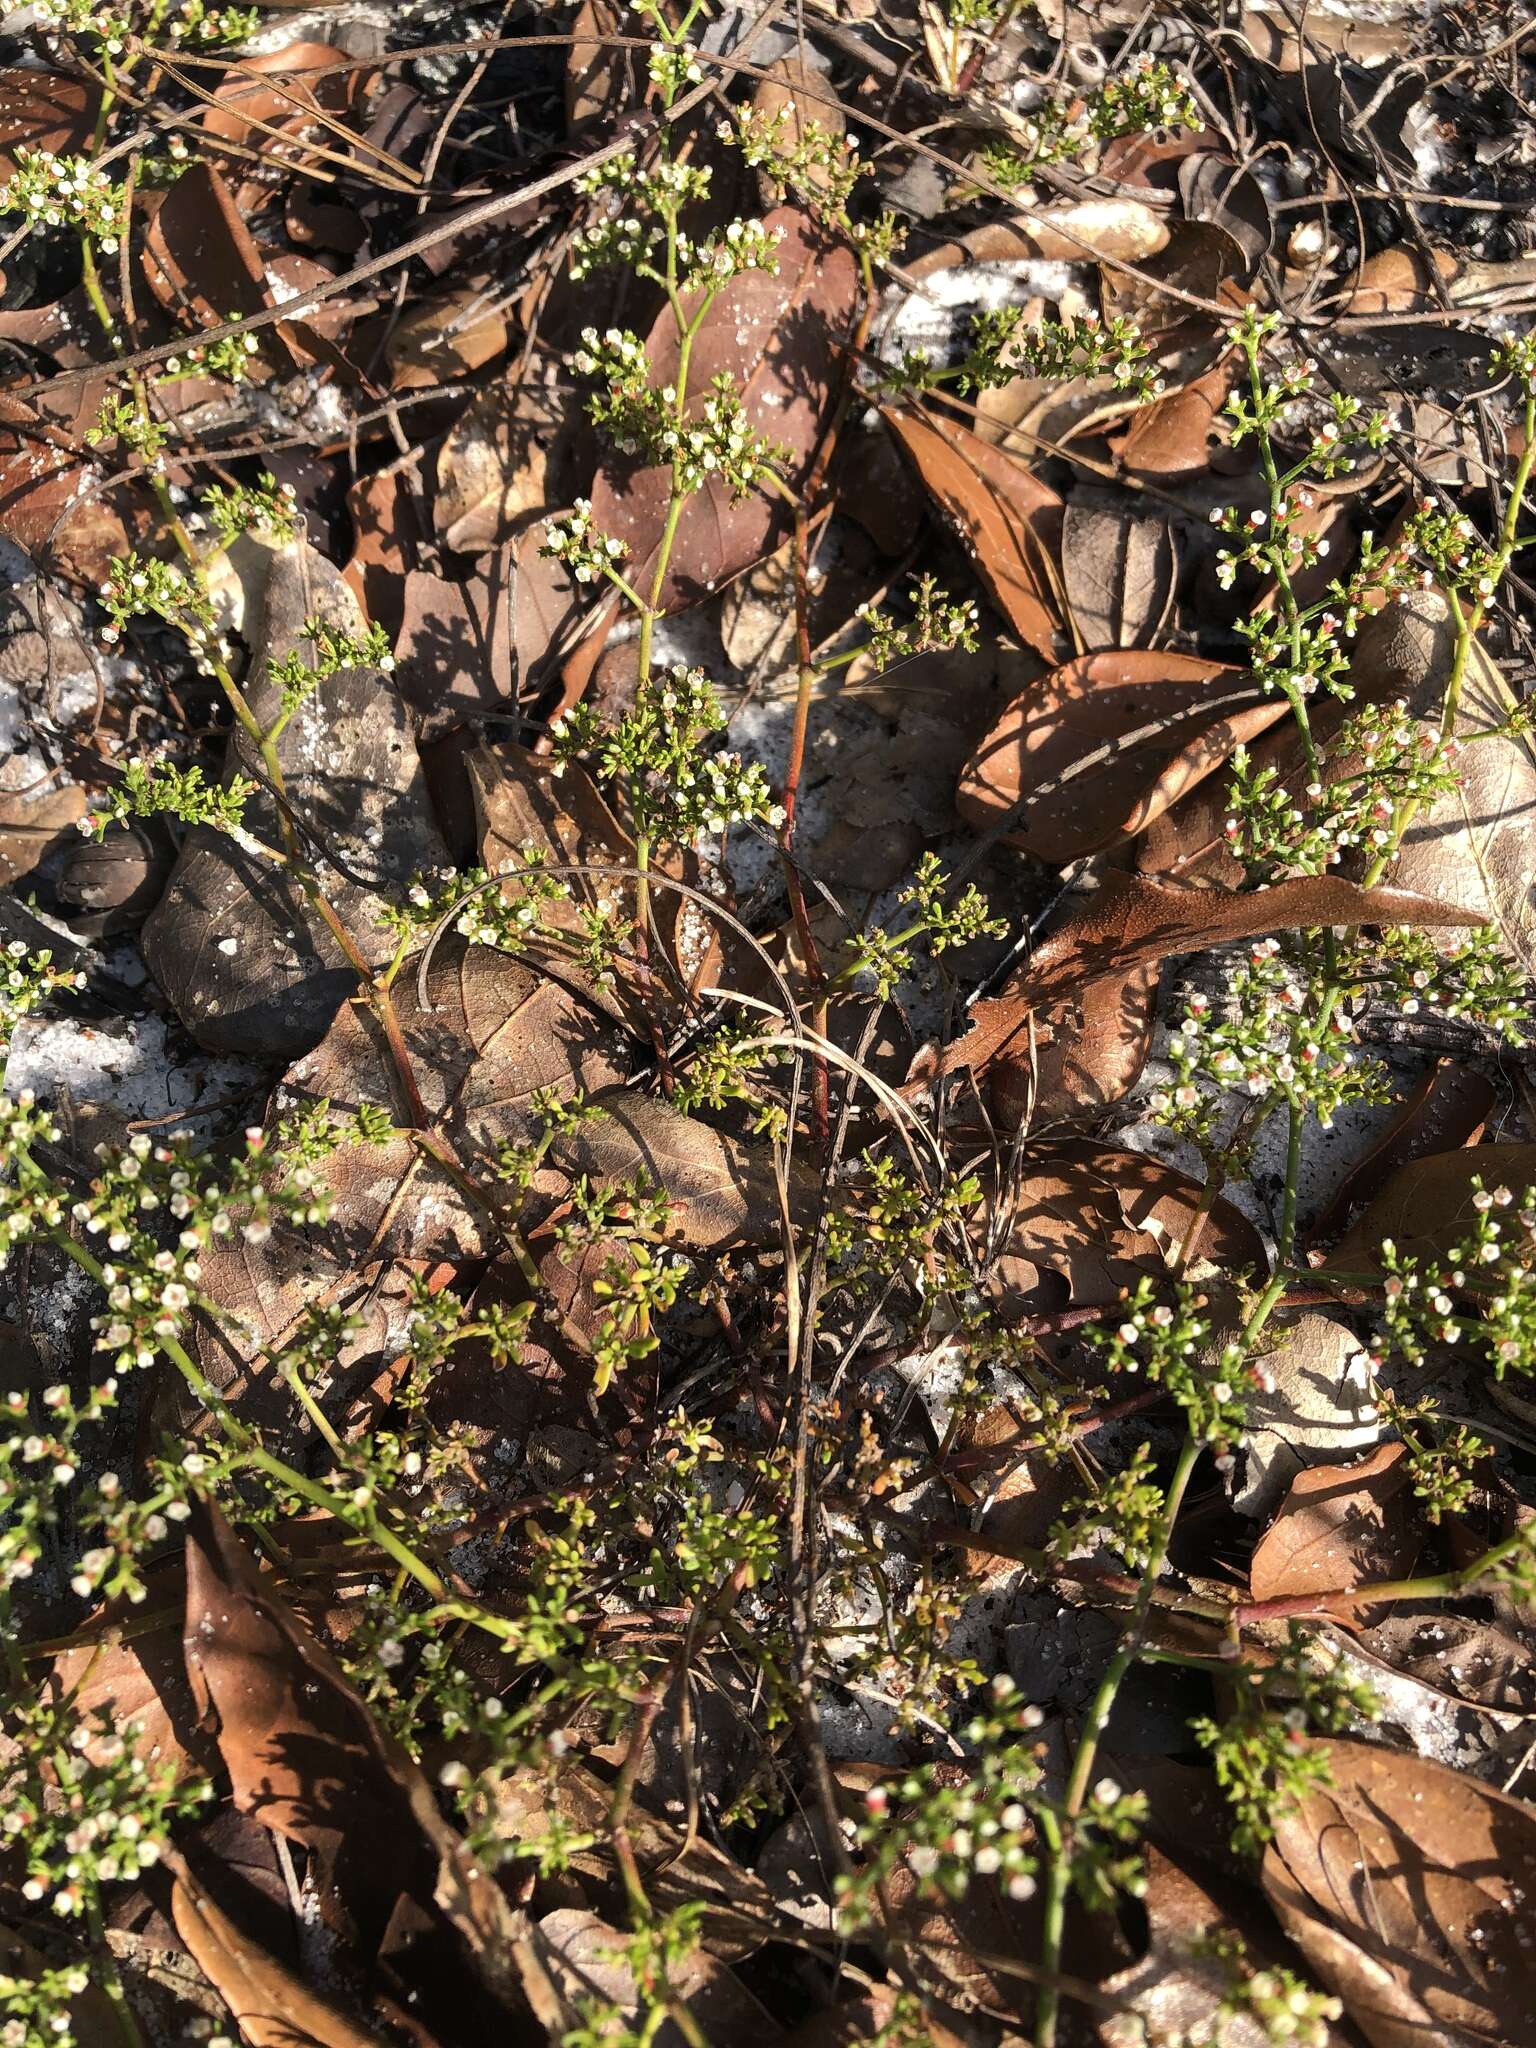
(1109, 355), (1234, 481)
(390, 286), (509, 394)
(548, 1089), (807, 1251)
(881, 405), (1064, 659)
(1228, 1312), (1384, 1519)
(1345, 591), (1536, 976)
(1323, 1142), (1536, 1275)
(1262, 1739), (1536, 2048)
(958, 649), (1269, 863)
(1100, 1845), (1352, 2048)
(588, 207), (856, 610)
(1060, 495), (1178, 652)
(992, 1140), (1265, 1312)
(0, 69), (96, 175)
(171, 1878), (387, 2048)
(493, 1755), (786, 1959)
(141, 535), (449, 1056)
(0, 389), (134, 585)
(1249, 1444), (1419, 1607)
(435, 367), (573, 555)
(535, 1907), (780, 2040)
(915, 870), (1482, 1114)
(182, 1500), (527, 2010)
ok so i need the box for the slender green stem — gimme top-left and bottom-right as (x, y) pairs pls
(87, 1892), (146, 2048)
(1034, 1432), (1201, 2048)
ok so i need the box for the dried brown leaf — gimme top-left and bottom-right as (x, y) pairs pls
(588, 207), (856, 610)
(919, 870), (1484, 1091)
(171, 1879), (387, 2048)
(0, 389), (133, 585)
(1060, 497), (1177, 651)
(1100, 1845), (1352, 2048)
(548, 1089), (807, 1251)
(1109, 356), (1234, 482)
(181, 1499), (527, 2008)
(435, 367), (574, 555)
(1249, 1444), (1419, 1608)
(1261, 1739), (1536, 2048)
(992, 1139), (1265, 1311)
(0, 71), (95, 172)
(881, 405), (1064, 659)
(1323, 1144), (1536, 1276)
(957, 649), (1271, 863)
(566, 0), (631, 129)
(493, 1755), (786, 1960)
(142, 535), (447, 1056)
(390, 287), (508, 394)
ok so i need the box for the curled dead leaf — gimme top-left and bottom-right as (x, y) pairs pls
(171, 1878), (387, 2048)
(916, 869), (1483, 1103)
(881, 404), (1064, 659)
(957, 649), (1269, 863)
(992, 1139), (1265, 1312)
(1261, 1739), (1536, 2048)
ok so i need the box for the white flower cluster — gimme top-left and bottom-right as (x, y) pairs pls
(569, 212), (660, 281)
(576, 153), (711, 209)
(541, 498), (629, 585)
(661, 375), (782, 498)
(676, 216), (784, 289)
(3, 150), (124, 249)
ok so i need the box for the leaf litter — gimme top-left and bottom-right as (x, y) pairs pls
(5, 5), (1536, 2047)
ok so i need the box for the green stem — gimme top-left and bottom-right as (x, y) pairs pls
(1034, 1432), (1201, 2048)
(87, 1891), (145, 2048)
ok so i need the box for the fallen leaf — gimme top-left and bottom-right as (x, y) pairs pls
(200, 42), (359, 153)
(1060, 495), (1177, 651)
(435, 367), (573, 554)
(566, 0), (631, 129)
(143, 162), (338, 369)
(1345, 591), (1536, 977)
(390, 286), (508, 393)
(1177, 153), (1273, 274)
(171, 1878), (386, 2048)
(1323, 1143), (1536, 1275)
(1228, 1312), (1384, 1519)
(182, 1499), (528, 2008)
(341, 466), (423, 634)
(1100, 1844), (1352, 2048)
(394, 555), (516, 733)
(1311, 1060), (1494, 1245)
(0, 71), (95, 178)
(992, 1139), (1265, 1312)
(1109, 356), (1234, 481)
(1261, 1739), (1536, 2048)
(917, 870), (1483, 1099)
(141, 535), (450, 1056)
(0, 389), (133, 585)
(493, 1755), (786, 1959)
(957, 649), (1269, 863)
(909, 206), (1170, 274)
(882, 404), (1064, 659)
(548, 1088), (806, 1251)
(535, 1907), (781, 2039)
(750, 56), (846, 198)
(588, 206), (857, 611)
(1249, 1444), (1419, 1608)
(291, 933), (630, 1179)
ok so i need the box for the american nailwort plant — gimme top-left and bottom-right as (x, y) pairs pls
(2, 1), (1536, 2045)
